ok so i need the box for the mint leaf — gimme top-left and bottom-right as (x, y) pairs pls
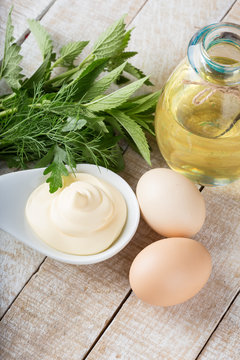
(53, 41), (89, 68)
(22, 53), (51, 89)
(115, 75), (130, 84)
(43, 145), (69, 193)
(63, 58), (108, 100)
(108, 51), (137, 70)
(131, 115), (155, 135)
(28, 19), (53, 59)
(93, 16), (127, 59)
(0, 8), (23, 89)
(85, 76), (149, 112)
(83, 61), (127, 102)
(62, 117), (87, 132)
(125, 62), (153, 86)
(126, 90), (162, 114)
(110, 110), (151, 165)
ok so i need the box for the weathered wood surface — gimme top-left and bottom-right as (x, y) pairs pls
(0, 0), (239, 359)
(198, 293), (240, 360)
(0, 0), (149, 320)
(0, 0), (56, 57)
(0, 0), (57, 318)
(87, 161), (240, 359)
(82, 1), (240, 359)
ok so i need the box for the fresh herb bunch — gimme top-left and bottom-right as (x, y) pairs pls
(0, 10), (160, 192)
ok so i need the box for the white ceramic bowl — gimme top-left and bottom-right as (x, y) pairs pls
(0, 164), (140, 265)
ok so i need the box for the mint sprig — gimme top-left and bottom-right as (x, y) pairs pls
(0, 8), (23, 89)
(0, 10), (161, 193)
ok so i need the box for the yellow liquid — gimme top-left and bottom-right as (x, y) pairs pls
(155, 59), (240, 185)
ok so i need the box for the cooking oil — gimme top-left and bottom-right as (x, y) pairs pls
(155, 23), (240, 186)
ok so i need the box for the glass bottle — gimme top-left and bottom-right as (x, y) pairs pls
(155, 23), (240, 186)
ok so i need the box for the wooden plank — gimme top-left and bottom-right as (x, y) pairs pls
(0, 0), (55, 57)
(0, 0), (152, 355)
(0, 164), (45, 318)
(0, 0), (57, 318)
(0, 0), (148, 319)
(128, 0), (237, 89)
(18, 0), (148, 78)
(85, 172), (240, 360)
(0, 0), (238, 359)
(198, 293), (240, 360)
(82, 1), (240, 359)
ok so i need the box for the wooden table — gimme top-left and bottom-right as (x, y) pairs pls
(0, 1), (239, 359)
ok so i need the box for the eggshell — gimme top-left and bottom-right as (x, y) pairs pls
(129, 237), (212, 306)
(136, 168), (205, 237)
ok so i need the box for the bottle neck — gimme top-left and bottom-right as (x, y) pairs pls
(187, 23), (240, 85)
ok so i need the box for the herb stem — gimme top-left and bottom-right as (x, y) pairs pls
(0, 107), (17, 118)
(45, 54), (93, 86)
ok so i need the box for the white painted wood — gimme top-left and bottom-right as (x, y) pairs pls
(199, 294), (240, 360)
(0, 0), (150, 346)
(0, 0), (56, 318)
(0, 163), (45, 317)
(0, 0), (55, 57)
(84, 146), (240, 360)
(128, 0), (236, 89)
(0, 1), (239, 359)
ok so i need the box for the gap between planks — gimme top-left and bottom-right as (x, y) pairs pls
(220, 0), (238, 21)
(0, 0), (150, 323)
(1, 0), (238, 358)
(82, 289), (133, 360)
(0, 256), (47, 321)
(195, 290), (240, 359)
(16, 0), (58, 46)
(0, 0), (58, 64)
(79, 186), (207, 359)
(0, 0), (59, 318)
(80, 1), (240, 357)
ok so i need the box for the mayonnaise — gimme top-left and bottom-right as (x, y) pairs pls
(25, 173), (127, 255)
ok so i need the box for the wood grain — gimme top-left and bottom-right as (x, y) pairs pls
(128, 0), (236, 89)
(0, 0), (55, 57)
(0, 0), (239, 359)
(86, 168), (240, 360)
(84, 1), (240, 359)
(0, 0), (56, 317)
(198, 293), (240, 360)
(0, 0), (148, 319)
(0, 0), (152, 356)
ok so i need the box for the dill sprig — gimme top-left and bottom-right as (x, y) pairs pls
(0, 10), (161, 192)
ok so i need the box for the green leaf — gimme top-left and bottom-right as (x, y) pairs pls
(92, 16), (127, 59)
(28, 19), (53, 59)
(35, 146), (55, 168)
(53, 41), (89, 68)
(87, 118), (109, 133)
(107, 51), (137, 71)
(22, 53), (51, 89)
(85, 76), (149, 112)
(109, 110), (151, 165)
(115, 75), (130, 85)
(62, 117), (87, 132)
(132, 115), (155, 135)
(43, 145), (69, 193)
(126, 90), (162, 114)
(62, 58), (108, 99)
(83, 61), (127, 102)
(0, 8), (23, 89)
(125, 62), (153, 86)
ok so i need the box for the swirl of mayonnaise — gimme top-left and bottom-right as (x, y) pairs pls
(25, 173), (127, 255)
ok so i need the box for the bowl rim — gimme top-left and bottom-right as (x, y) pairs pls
(23, 164), (140, 265)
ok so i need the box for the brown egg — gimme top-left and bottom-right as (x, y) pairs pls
(129, 237), (212, 306)
(136, 168), (206, 237)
